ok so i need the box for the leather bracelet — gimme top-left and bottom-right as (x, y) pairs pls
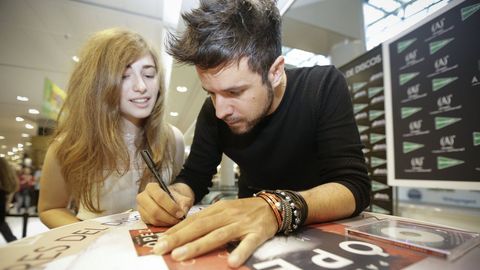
(254, 191), (282, 232)
(254, 189), (308, 235)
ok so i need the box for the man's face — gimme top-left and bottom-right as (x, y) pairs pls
(196, 58), (274, 134)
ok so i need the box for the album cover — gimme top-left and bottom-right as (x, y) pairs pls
(346, 219), (480, 261)
(128, 223), (427, 270)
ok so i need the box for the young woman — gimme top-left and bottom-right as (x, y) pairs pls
(38, 28), (184, 228)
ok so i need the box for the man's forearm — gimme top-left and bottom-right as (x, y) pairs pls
(300, 182), (356, 224)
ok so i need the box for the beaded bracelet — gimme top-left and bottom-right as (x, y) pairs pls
(254, 189), (308, 235)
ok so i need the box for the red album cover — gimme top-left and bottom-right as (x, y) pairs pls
(129, 225), (249, 270)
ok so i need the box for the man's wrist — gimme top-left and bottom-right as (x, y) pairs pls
(254, 189), (308, 235)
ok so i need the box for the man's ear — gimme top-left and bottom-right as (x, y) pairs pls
(269, 56), (285, 87)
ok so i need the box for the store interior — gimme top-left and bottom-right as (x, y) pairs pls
(1, 0), (479, 246)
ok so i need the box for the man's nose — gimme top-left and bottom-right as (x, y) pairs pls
(214, 95), (233, 120)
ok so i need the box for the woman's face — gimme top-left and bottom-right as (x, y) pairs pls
(119, 54), (159, 126)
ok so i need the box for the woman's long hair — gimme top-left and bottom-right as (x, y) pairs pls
(54, 28), (175, 213)
(0, 157), (18, 193)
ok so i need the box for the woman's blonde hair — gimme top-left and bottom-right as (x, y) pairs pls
(54, 28), (175, 213)
(0, 157), (19, 193)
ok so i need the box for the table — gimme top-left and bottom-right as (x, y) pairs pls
(0, 207), (478, 270)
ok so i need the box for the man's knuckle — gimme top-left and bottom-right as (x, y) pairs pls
(215, 228), (230, 242)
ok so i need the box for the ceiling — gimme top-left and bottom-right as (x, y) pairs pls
(0, 0), (364, 162)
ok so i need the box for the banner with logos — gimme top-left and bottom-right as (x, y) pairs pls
(383, 0), (480, 189)
(339, 46), (393, 215)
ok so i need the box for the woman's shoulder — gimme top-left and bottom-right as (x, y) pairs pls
(168, 124), (184, 143)
(167, 124), (185, 172)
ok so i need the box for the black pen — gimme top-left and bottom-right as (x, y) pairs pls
(140, 149), (177, 203)
(140, 149), (186, 220)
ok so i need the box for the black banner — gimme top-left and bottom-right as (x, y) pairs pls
(387, 0), (480, 183)
(339, 46), (393, 215)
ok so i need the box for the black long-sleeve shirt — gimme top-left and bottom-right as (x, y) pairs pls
(175, 65), (371, 216)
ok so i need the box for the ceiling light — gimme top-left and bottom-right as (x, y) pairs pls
(28, 109), (40, 114)
(169, 112), (179, 117)
(1, 145), (6, 149)
(0, 154), (4, 158)
(21, 133), (29, 138)
(72, 55), (79, 62)
(16, 96), (29, 102)
(0, 136), (4, 140)
(18, 143), (24, 148)
(176, 86), (188, 93)
(12, 147), (17, 153)
(16, 116), (24, 122)
(7, 151), (13, 156)
(25, 123), (34, 129)
(26, 142), (32, 146)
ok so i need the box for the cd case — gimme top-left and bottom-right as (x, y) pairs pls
(346, 219), (480, 261)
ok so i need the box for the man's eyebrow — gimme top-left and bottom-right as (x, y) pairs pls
(202, 84), (247, 93)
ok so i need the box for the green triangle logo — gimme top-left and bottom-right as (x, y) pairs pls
(435, 116), (462, 130)
(370, 133), (386, 144)
(369, 110), (385, 121)
(353, 82), (367, 92)
(401, 107), (422, 119)
(371, 180), (390, 192)
(371, 156), (387, 168)
(397, 38), (417, 54)
(354, 103), (368, 114)
(403, 141), (424, 153)
(358, 125), (369, 134)
(432, 77), (458, 91)
(437, 156), (464, 170)
(461, 3), (480, 21)
(368, 87), (384, 98)
(473, 132), (480, 146)
(400, 72), (420, 85)
(429, 38), (454, 55)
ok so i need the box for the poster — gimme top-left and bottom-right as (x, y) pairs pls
(339, 46), (393, 214)
(383, 0), (480, 189)
(128, 223), (426, 270)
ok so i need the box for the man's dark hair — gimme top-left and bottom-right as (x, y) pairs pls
(167, 0), (281, 83)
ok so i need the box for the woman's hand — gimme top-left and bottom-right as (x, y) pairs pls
(152, 197), (278, 268)
(136, 182), (194, 226)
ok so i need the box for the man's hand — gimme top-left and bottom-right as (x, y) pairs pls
(152, 197), (278, 268)
(136, 183), (194, 226)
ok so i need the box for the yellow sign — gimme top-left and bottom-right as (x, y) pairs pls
(42, 78), (66, 120)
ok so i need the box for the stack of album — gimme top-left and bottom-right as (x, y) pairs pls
(346, 219), (480, 261)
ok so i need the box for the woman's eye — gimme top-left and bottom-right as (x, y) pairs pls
(144, 74), (155, 78)
(122, 74), (130, 79)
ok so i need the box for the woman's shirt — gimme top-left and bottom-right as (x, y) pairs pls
(76, 125), (185, 220)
